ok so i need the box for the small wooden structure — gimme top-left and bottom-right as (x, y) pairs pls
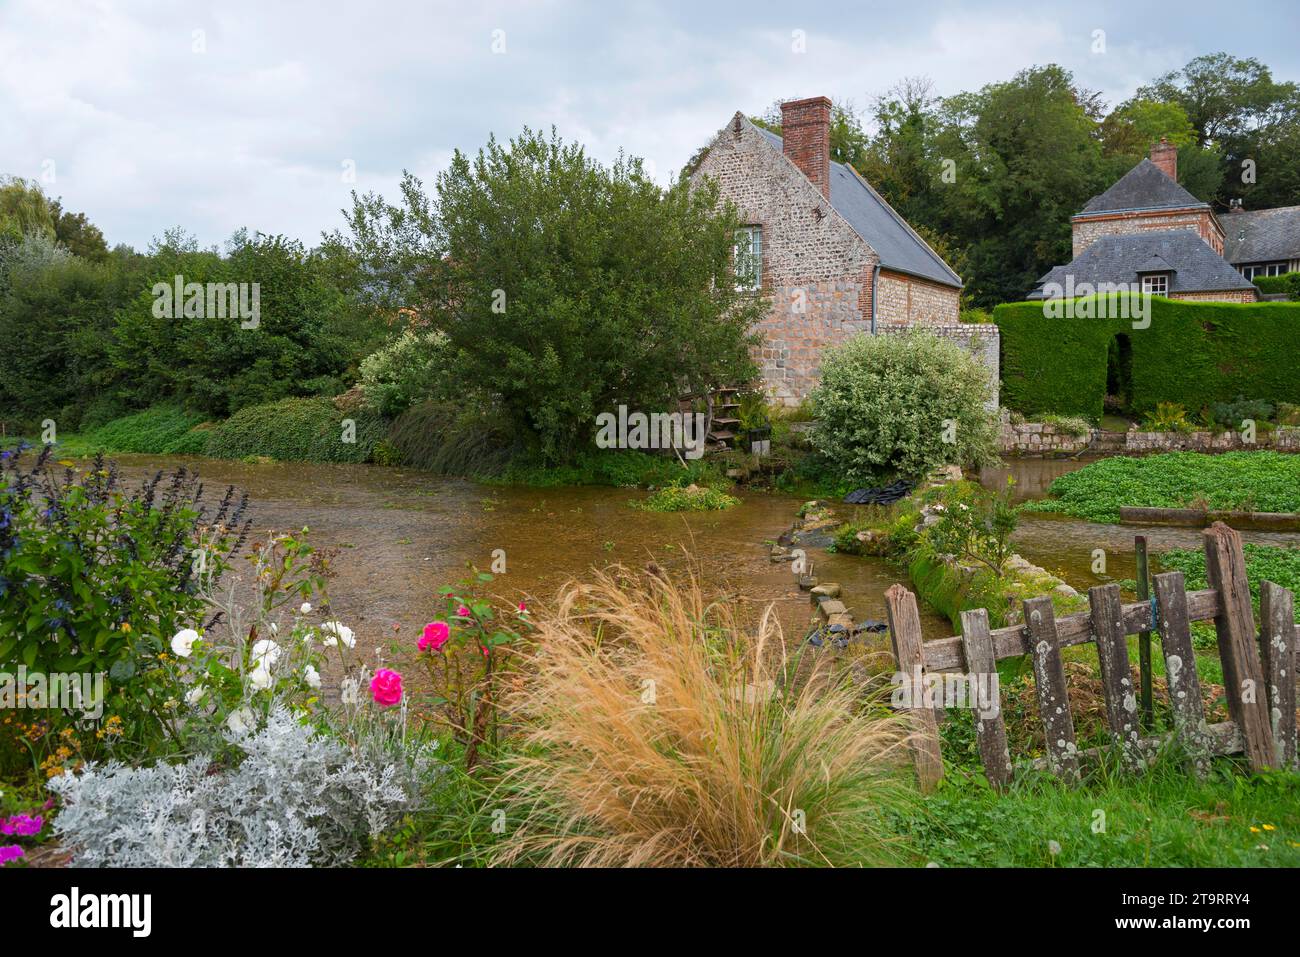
(884, 522), (1298, 792)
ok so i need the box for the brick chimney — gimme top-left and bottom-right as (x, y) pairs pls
(1149, 137), (1178, 182)
(781, 96), (832, 199)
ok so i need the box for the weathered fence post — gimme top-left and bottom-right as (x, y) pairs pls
(959, 608), (1013, 792)
(1152, 571), (1212, 775)
(1022, 595), (1080, 783)
(1259, 581), (1297, 769)
(1089, 583), (1142, 765)
(1203, 522), (1276, 771)
(1134, 535), (1155, 730)
(884, 584), (944, 792)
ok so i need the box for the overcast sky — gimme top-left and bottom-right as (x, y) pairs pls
(3, 0), (1298, 251)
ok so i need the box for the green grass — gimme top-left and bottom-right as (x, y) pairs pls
(495, 449), (729, 490)
(1158, 542), (1300, 624)
(898, 759), (1300, 866)
(1024, 451), (1300, 523)
(631, 485), (740, 512)
(9, 405), (214, 457)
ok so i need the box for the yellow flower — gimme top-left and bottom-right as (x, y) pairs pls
(1250, 826), (1261, 833)
(120, 622), (132, 633)
(1262, 824), (1276, 832)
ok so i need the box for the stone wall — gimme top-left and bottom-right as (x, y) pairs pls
(999, 421), (1300, 456)
(876, 269), (962, 324)
(999, 420), (1092, 455)
(692, 114), (878, 404)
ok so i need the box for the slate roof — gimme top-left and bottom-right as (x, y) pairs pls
(1027, 231), (1257, 299)
(1221, 205), (1300, 265)
(757, 126), (961, 288)
(1077, 158), (1207, 215)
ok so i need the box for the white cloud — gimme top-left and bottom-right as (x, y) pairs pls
(1, 0), (1294, 249)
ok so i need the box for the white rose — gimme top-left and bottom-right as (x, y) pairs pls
(251, 639), (281, 668)
(249, 664), (274, 691)
(170, 628), (200, 658)
(340, 676), (360, 706)
(300, 602), (312, 614)
(321, 621), (355, 649)
(226, 707), (255, 735)
(185, 685), (206, 706)
(304, 665), (321, 690)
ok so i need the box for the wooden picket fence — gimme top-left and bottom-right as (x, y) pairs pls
(883, 522), (1299, 792)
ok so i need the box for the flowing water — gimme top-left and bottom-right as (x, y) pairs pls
(101, 454), (1300, 653)
(105, 455), (950, 645)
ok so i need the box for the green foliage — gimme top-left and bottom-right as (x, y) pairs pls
(631, 485), (739, 512)
(205, 397), (386, 463)
(1158, 543), (1300, 624)
(1208, 395), (1275, 430)
(340, 127), (763, 461)
(994, 298), (1300, 418)
(1039, 414), (1092, 437)
(922, 480), (1019, 577)
(810, 328), (998, 484)
(500, 448), (724, 490)
(109, 231), (374, 417)
(893, 759), (1300, 867)
(1253, 271), (1300, 300)
(75, 405), (210, 455)
(0, 446), (247, 750)
(1025, 451), (1300, 522)
(0, 177), (55, 244)
(386, 399), (518, 477)
(358, 328), (454, 417)
(1141, 401), (1194, 433)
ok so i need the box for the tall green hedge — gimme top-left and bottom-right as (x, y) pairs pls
(1253, 271), (1300, 300)
(994, 296), (1300, 418)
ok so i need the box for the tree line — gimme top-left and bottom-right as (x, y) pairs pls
(750, 53), (1300, 306)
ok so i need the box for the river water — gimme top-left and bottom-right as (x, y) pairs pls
(103, 454), (1300, 650)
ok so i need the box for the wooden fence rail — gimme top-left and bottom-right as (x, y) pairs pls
(884, 522), (1299, 792)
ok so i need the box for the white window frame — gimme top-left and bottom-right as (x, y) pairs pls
(734, 226), (762, 291)
(1241, 262), (1287, 279)
(1141, 273), (1168, 295)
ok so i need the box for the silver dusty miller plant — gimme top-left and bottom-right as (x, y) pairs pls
(49, 706), (434, 867)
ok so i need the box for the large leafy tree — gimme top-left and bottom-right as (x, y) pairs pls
(0, 176), (55, 244)
(928, 65), (1108, 306)
(340, 127), (763, 461)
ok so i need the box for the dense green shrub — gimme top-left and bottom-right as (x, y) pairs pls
(340, 128), (764, 461)
(1208, 395), (1274, 430)
(994, 297), (1300, 418)
(1253, 271), (1300, 300)
(0, 445), (248, 745)
(358, 329), (453, 417)
(109, 232), (379, 418)
(1024, 451), (1300, 522)
(205, 397), (385, 463)
(809, 329), (999, 484)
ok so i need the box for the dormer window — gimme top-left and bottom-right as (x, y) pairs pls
(1141, 273), (1169, 295)
(734, 226), (762, 291)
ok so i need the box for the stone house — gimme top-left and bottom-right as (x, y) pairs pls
(1029, 138), (1300, 302)
(690, 96), (980, 404)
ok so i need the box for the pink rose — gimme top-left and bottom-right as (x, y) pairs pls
(419, 620), (449, 653)
(517, 601), (527, 613)
(369, 668), (404, 707)
(456, 605), (471, 617)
